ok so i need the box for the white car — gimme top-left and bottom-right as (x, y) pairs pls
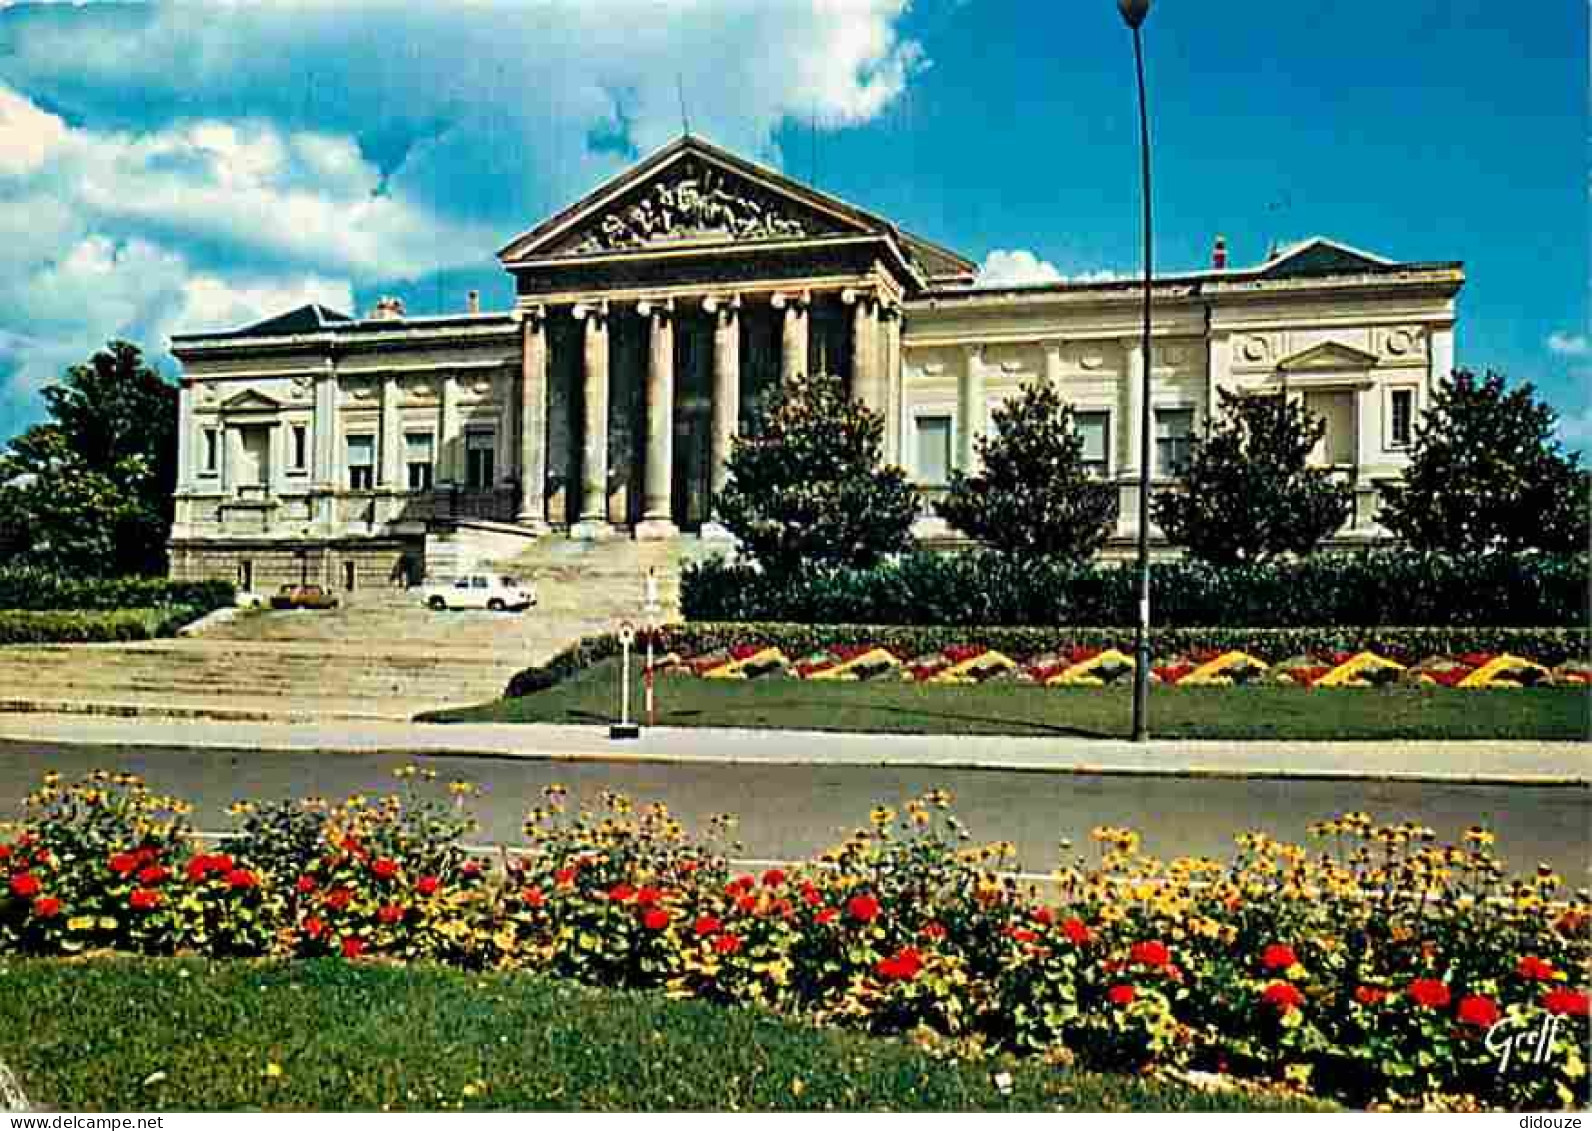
(423, 574), (537, 612)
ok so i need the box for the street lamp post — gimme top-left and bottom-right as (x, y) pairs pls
(1118, 0), (1154, 743)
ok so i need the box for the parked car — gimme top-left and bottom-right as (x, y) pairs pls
(422, 574), (537, 612)
(270, 584), (340, 610)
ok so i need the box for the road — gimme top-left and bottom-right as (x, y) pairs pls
(1, 740), (1587, 878)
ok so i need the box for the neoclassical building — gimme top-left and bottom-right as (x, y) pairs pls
(169, 135), (1464, 590)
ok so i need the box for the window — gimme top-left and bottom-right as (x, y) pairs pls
(238, 560), (253, 592)
(1155, 409), (1195, 477)
(405, 431), (434, 491)
(914, 416), (952, 485)
(343, 561), (357, 592)
(465, 430), (495, 490)
(346, 435), (375, 490)
(471, 576), (489, 590)
(290, 425), (308, 473)
(1075, 411), (1110, 478)
(203, 429), (219, 475)
(1390, 389), (1414, 448)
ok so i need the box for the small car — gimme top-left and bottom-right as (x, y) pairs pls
(270, 584), (340, 610)
(422, 574), (537, 612)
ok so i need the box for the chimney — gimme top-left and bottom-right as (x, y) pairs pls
(368, 295), (406, 321)
(467, 289), (481, 315)
(1212, 235), (1228, 270)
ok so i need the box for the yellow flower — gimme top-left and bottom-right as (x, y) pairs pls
(869, 806), (896, 827)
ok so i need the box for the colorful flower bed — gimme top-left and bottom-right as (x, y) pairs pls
(655, 643), (1585, 690)
(1, 771), (1588, 1111)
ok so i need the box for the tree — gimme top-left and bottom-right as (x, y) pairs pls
(1150, 388), (1352, 566)
(1377, 369), (1590, 554)
(715, 370), (919, 574)
(934, 381), (1118, 562)
(0, 341), (178, 576)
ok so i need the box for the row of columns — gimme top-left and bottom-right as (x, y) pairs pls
(516, 288), (897, 538)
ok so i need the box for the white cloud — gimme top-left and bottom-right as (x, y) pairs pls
(1556, 404), (1592, 455)
(1548, 331), (1590, 358)
(975, 249), (1121, 288)
(0, 83), (69, 175)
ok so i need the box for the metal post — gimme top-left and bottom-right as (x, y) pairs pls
(610, 621), (640, 739)
(1129, 19), (1154, 744)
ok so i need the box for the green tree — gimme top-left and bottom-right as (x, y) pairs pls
(1377, 369), (1589, 553)
(1151, 388), (1352, 566)
(715, 370), (919, 574)
(934, 381), (1118, 562)
(0, 341), (178, 576)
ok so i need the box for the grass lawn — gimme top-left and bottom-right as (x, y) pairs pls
(0, 959), (1325, 1112)
(425, 658), (1590, 740)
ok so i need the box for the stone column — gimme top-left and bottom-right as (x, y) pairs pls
(958, 343), (985, 472)
(636, 297), (678, 540)
(269, 422), (288, 498)
(223, 426), (244, 495)
(1043, 341), (1064, 389)
(378, 374), (401, 488)
(879, 302), (903, 465)
(571, 300), (612, 539)
(313, 357), (338, 486)
(845, 287), (881, 413)
(1119, 338), (1145, 536)
(438, 373), (459, 485)
(1428, 324), (1454, 406)
(772, 290), (809, 382)
(176, 380), (197, 490)
(516, 306), (550, 531)
(702, 292), (741, 540)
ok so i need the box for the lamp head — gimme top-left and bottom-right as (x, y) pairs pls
(1118, 0), (1151, 29)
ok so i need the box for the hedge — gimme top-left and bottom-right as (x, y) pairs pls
(0, 568), (234, 614)
(502, 622), (1592, 698)
(0, 608), (204, 645)
(680, 551), (1589, 629)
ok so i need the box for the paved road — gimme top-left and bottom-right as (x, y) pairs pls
(2, 741), (1587, 878)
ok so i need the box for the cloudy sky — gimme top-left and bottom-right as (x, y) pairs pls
(0, 0), (1586, 450)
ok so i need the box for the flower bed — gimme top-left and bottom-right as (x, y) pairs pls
(2, 772), (1588, 1111)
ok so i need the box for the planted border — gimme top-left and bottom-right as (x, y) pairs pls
(0, 569), (233, 613)
(0, 608), (205, 645)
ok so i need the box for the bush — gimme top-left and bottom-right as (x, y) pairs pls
(0, 568), (233, 613)
(2, 772), (1588, 1110)
(0, 608), (203, 644)
(680, 551), (1588, 629)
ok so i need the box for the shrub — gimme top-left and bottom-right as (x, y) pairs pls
(0, 567), (233, 612)
(680, 551), (1588, 629)
(0, 608), (203, 645)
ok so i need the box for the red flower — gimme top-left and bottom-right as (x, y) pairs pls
(303, 916), (325, 939)
(0, 845), (11, 862)
(1130, 940), (1171, 967)
(1061, 918), (1092, 946)
(134, 847), (158, 866)
(1108, 984), (1137, 1006)
(341, 936), (366, 959)
(521, 887), (545, 908)
(295, 875), (317, 895)
(800, 882), (822, 906)
(693, 915), (722, 937)
(635, 886), (663, 908)
(416, 875), (441, 897)
(137, 866), (170, 886)
(108, 852), (138, 876)
(377, 904), (405, 925)
(1457, 994), (1501, 1028)
(815, 908), (839, 926)
(9, 873), (40, 900)
(323, 887), (353, 911)
(846, 893), (881, 923)
(1517, 955), (1556, 981)
(1032, 906), (1054, 926)
(607, 883), (636, 903)
(875, 946), (925, 983)
(224, 868), (258, 890)
(553, 869), (576, 888)
(1007, 927), (1039, 944)
(641, 908), (671, 930)
(186, 853), (231, 882)
(1354, 986), (1389, 1006)
(713, 932), (743, 955)
(1407, 978), (1452, 1009)
(1262, 943), (1299, 972)
(129, 888), (162, 911)
(761, 868), (787, 888)
(726, 876), (755, 896)
(370, 857), (399, 880)
(1544, 988), (1591, 1017)
(31, 896), (61, 919)
(920, 922), (947, 941)
(1262, 981), (1306, 1014)
(735, 894), (757, 914)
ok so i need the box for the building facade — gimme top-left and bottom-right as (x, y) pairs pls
(168, 136), (1464, 589)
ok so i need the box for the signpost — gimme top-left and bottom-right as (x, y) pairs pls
(610, 621), (640, 740)
(643, 568), (662, 728)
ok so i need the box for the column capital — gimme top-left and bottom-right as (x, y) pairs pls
(519, 303), (548, 330)
(770, 289), (810, 312)
(877, 298), (903, 321)
(571, 299), (610, 324)
(701, 292), (742, 318)
(635, 296), (675, 320)
(839, 286), (879, 308)
(1042, 339), (1064, 356)
(961, 342), (986, 363)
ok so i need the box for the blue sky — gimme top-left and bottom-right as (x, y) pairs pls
(0, 0), (1586, 450)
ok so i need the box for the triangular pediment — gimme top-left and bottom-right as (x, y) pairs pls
(1276, 341), (1380, 371)
(219, 389), (284, 413)
(1258, 237), (1394, 278)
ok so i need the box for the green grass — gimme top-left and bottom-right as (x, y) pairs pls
(0, 959), (1326, 1112)
(424, 658), (1590, 740)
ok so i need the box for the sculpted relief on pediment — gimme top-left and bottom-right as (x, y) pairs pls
(560, 159), (841, 255)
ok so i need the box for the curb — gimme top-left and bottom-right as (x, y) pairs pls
(0, 699), (407, 724)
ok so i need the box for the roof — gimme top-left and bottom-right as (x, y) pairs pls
(171, 303), (351, 342)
